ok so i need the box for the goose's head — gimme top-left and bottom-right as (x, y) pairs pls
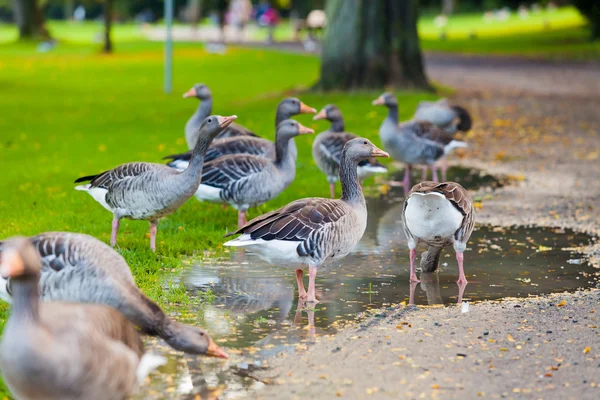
(278, 97), (317, 118)
(183, 83), (212, 100)
(372, 92), (398, 108)
(276, 119), (314, 140)
(199, 115), (238, 140)
(343, 138), (389, 162)
(313, 104), (342, 122)
(170, 323), (229, 359)
(0, 237), (40, 280)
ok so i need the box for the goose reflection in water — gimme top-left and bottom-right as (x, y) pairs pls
(409, 272), (468, 305)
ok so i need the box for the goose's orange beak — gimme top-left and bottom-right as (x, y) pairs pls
(372, 96), (385, 106)
(298, 123), (315, 134)
(217, 115), (238, 129)
(206, 338), (229, 359)
(371, 147), (389, 158)
(300, 102), (317, 114)
(0, 249), (24, 279)
(313, 109), (327, 120)
(183, 88), (197, 98)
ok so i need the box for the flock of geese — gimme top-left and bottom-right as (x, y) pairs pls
(0, 83), (475, 399)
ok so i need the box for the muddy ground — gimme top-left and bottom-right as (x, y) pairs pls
(250, 54), (600, 399)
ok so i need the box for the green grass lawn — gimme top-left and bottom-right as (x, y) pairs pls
(0, 39), (434, 396)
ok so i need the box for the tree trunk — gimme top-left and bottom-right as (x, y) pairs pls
(442, 0), (454, 15)
(12, 0), (49, 40)
(572, 0), (600, 41)
(64, 0), (74, 20)
(389, 0), (431, 90)
(104, 0), (113, 53)
(319, 0), (430, 91)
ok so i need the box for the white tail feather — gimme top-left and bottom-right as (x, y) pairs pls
(74, 184), (90, 191)
(0, 276), (12, 304)
(136, 353), (167, 385)
(444, 140), (468, 155)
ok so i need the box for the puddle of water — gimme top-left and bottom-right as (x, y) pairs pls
(136, 168), (597, 399)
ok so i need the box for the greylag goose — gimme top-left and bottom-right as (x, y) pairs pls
(0, 232), (228, 358)
(0, 237), (166, 400)
(401, 181), (475, 284)
(414, 98), (472, 134)
(183, 83), (256, 149)
(195, 120), (314, 227)
(313, 104), (388, 198)
(164, 97), (316, 170)
(372, 93), (467, 189)
(74, 115), (237, 251)
(223, 138), (389, 302)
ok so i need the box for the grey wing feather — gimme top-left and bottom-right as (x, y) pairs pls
(201, 155), (270, 189)
(204, 137), (274, 162)
(84, 162), (174, 190)
(319, 132), (356, 164)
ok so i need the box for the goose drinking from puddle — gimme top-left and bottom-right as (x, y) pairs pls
(224, 138), (389, 303)
(0, 237), (167, 400)
(74, 115), (236, 251)
(164, 97), (316, 169)
(313, 104), (388, 198)
(402, 181), (475, 284)
(372, 93), (467, 190)
(196, 119), (314, 227)
(183, 83), (256, 148)
(0, 232), (228, 359)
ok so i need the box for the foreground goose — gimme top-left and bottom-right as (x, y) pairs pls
(0, 237), (167, 400)
(0, 232), (228, 358)
(224, 138), (389, 302)
(164, 97), (316, 170)
(75, 115), (236, 251)
(372, 93), (467, 189)
(313, 104), (388, 198)
(413, 98), (472, 134)
(196, 120), (314, 227)
(183, 83), (255, 148)
(402, 181), (475, 284)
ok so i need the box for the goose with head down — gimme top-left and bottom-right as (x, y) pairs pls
(372, 93), (467, 190)
(224, 138), (389, 303)
(74, 115), (236, 251)
(313, 104), (388, 198)
(195, 120), (314, 227)
(183, 83), (256, 150)
(402, 181), (475, 286)
(0, 237), (166, 400)
(164, 97), (316, 170)
(0, 232), (227, 359)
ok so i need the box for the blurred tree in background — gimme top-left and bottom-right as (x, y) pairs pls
(319, 0), (430, 91)
(12, 0), (49, 39)
(572, 0), (599, 40)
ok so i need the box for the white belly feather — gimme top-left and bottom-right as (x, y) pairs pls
(405, 192), (463, 240)
(194, 184), (224, 203)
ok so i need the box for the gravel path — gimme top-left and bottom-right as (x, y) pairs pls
(251, 54), (600, 399)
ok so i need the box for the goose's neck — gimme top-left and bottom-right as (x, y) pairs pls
(187, 99), (213, 149)
(386, 105), (399, 125)
(9, 278), (41, 323)
(275, 110), (298, 160)
(181, 134), (212, 182)
(339, 154), (365, 205)
(330, 118), (345, 133)
(274, 135), (294, 168)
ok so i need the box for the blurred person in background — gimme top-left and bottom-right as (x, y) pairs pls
(230, 0), (252, 40)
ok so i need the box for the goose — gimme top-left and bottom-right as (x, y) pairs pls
(164, 97), (316, 170)
(0, 237), (167, 400)
(0, 232), (228, 358)
(74, 115), (237, 251)
(372, 93), (467, 190)
(401, 181), (475, 284)
(313, 104), (388, 198)
(413, 98), (472, 181)
(195, 120), (314, 227)
(223, 138), (389, 303)
(183, 83), (256, 149)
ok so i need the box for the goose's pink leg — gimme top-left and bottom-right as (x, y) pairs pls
(457, 280), (467, 303)
(441, 158), (448, 182)
(329, 183), (336, 199)
(307, 266), (319, 303)
(409, 248), (419, 282)
(456, 252), (468, 284)
(295, 269), (307, 300)
(432, 165), (439, 183)
(403, 165), (412, 193)
(409, 280), (418, 305)
(149, 221), (157, 252)
(237, 211), (247, 228)
(421, 166), (428, 181)
(110, 218), (120, 247)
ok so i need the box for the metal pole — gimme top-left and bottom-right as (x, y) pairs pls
(164, 0), (173, 94)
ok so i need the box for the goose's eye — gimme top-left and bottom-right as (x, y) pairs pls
(208, 118), (212, 123)
(200, 332), (205, 337)
(363, 141), (368, 145)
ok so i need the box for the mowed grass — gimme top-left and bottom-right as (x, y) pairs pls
(0, 39), (434, 395)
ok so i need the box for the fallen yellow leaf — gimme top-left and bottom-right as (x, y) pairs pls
(584, 347), (591, 354)
(507, 334), (515, 342)
(557, 300), (567, 307)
